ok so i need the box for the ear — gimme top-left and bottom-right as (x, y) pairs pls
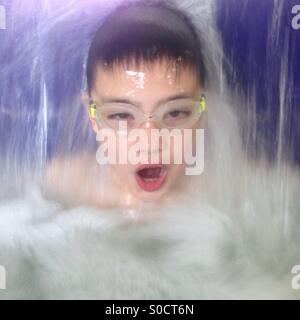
(82, 91), (100, 134)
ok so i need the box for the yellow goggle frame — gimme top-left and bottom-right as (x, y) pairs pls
(89, 94), (206, 120)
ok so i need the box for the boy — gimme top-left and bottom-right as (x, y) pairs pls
(43, 1), (206, 209)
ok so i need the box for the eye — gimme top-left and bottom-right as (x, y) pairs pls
(107, 113), (134, 121)
(167, 109), (191, 119)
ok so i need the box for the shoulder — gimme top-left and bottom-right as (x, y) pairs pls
(42, 153), (118, 208)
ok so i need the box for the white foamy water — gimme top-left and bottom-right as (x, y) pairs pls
(0, 170), (299, 299)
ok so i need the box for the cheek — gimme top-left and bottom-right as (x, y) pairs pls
(113, 137), (136, 175)
(191, 120), (202, 153)
(168, 137), (183, 163)
(167, 131), (192, 165)
(167, 164), (186, 187)
(112, 164), (132, 178)
(115, 136), (138, 161)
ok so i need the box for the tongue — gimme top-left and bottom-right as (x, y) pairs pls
(138, 167), (161, 179)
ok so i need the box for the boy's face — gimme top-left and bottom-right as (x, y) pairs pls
(89, 59), (202, 203)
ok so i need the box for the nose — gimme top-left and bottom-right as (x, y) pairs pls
(143, 119), (158, 130)
(139, 120), (161, 157)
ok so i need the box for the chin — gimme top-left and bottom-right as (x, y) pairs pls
(132, 185), (170, 203)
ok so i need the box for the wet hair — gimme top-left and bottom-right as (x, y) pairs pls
(86, 1), (206, 94)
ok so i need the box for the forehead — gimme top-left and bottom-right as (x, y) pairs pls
(91, 59), (200, 103)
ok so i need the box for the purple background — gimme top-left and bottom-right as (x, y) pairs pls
(0, 0), (299, 169)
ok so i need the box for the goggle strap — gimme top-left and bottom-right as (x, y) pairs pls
(89, 102), (97, 119)
(200, 94), (206, 112)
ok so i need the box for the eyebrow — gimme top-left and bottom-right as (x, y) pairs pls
(98, 93), (196, 108)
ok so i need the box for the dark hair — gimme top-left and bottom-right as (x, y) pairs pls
(86, 1), (206, 94)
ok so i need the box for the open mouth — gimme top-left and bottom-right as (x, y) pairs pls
(135, 165), (168, 192)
